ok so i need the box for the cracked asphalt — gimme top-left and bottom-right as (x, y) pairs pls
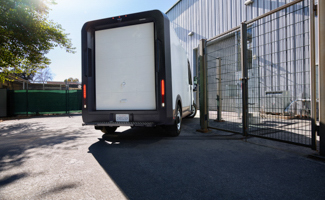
(0, 114), (325, 200)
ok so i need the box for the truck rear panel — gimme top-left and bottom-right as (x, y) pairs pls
(95, 22), (156, 110)
(82, 10), (175, 126)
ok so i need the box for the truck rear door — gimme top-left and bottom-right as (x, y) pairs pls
(95, 22), (156, 111)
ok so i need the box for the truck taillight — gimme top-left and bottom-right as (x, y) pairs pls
(83, 84), (86, 99)
(161, 80), (165, 107)
(83, 84), (87, 108)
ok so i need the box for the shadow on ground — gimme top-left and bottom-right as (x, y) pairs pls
(88, 118), (325, 200)
(0, 117), (87, 188)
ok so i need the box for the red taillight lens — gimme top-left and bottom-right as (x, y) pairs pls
(161, 80), (165, 96)
(83, 84), (87, 109)
(83, 84), (86, 99)
(161, 80), (165, 107)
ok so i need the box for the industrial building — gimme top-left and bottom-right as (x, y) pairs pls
(166, 0), (323, 150)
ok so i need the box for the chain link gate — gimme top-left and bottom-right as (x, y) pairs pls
(206, 32), (243, 134)
(198, 0), (318, 148)
(245, 0), (313, 146)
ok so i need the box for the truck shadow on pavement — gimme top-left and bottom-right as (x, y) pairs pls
(88, 119), (229, 199)
(88, 126), (209, 199)
(88, 118), (325, 200)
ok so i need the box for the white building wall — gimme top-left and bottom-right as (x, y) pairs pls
(166, 0), (308, 75)
(166, 0), (311, 105)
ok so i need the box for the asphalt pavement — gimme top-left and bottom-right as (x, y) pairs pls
(0, 114), (324, 200)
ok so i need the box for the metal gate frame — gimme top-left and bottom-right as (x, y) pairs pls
(198, 0), (323, 154)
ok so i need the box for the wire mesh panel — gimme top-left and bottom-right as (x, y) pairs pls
(246, 0), (312, 146)
(200, 0), (315, 146)
(206, 34), (242, 133)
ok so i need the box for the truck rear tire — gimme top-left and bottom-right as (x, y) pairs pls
(166, 104), (182, 137)
(101, 126), (117, 134)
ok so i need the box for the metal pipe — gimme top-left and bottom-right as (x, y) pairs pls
(310, 0), (317, 150)
(318, 0), (325, 156)
(245, 0), (304, 24)
(207, 26), (240, 43)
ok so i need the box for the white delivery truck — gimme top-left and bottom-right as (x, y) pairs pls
(82, 10), (196, 136)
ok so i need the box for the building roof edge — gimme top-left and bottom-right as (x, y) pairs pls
(165, 0), (182, 14)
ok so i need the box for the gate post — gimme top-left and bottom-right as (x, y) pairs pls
(197, 39), (209, 133)
(216, 58), (222, 122)
(241, 22), (249, 136)
(310, 0), (317, 150)
(26, 88), (28, 116)
(66, 89), (68, 114)
(318, 0), (325, 156)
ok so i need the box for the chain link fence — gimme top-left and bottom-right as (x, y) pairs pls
(199, 0), (317, 148)
(246, 0), (312, 146)
(207, 34), (242, 133)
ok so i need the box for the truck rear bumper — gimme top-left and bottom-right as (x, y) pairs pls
(82, 121), (156, 127)
(82, 110), (174, 127)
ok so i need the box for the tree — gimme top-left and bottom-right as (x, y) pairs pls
(33, 67), (53, 90)
(64, 77), (79, 83)
(15, 64), (38, 81)
(0, 0), (75, 82)
(33, 67), (53, 83)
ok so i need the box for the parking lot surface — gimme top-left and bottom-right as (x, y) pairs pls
(0, 114), (325, 200)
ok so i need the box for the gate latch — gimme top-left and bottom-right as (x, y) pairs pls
(239, 77), (249, 81)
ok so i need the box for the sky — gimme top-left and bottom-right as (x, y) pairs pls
(47, 0), (177, 82)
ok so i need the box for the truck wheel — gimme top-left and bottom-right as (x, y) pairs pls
(187, 103), (197, 118)
(101, 126), (117, 134)
(167, 104), (182, 137)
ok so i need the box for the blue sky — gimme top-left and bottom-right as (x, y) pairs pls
(47, 0), (177, 82)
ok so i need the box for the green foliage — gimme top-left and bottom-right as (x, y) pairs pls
(64, 77), (79, 83)
(0, 0), (75, 82)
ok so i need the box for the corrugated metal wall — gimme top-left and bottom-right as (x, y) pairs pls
(166, 0), (308, 75)
(169, 0), (315, 146)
